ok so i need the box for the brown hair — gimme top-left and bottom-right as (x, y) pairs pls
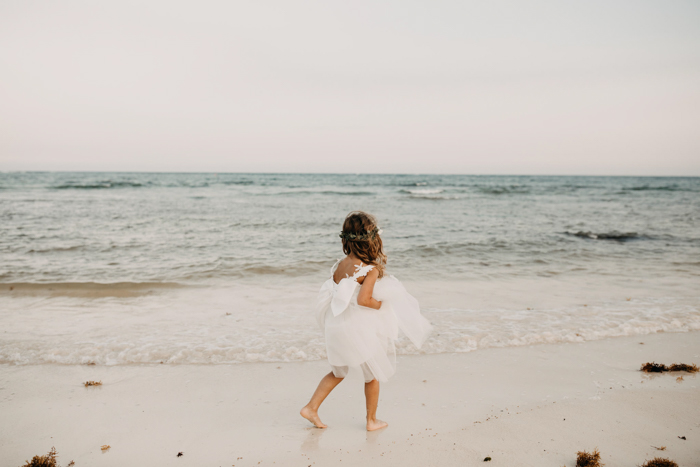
(341, 211), (387, 278)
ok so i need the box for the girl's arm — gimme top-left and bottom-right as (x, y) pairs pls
(357, 267), (382, 310)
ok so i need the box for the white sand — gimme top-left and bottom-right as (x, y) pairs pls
(2, 332), (699, 467)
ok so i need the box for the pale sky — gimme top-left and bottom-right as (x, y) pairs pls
(1, 0), (699, 175)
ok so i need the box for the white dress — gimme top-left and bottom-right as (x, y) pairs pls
(316, 260), (433, 382)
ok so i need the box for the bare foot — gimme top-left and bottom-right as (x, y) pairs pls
(366, 419), (388, 431)
(300, 406), (327, 428)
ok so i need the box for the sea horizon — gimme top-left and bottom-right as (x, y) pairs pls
(3, 170), (699, 178)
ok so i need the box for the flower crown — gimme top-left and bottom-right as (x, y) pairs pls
(339, 226), (382, 241)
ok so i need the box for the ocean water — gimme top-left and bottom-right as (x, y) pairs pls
(1, 172), (699, 365)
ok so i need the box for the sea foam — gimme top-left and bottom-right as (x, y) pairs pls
(1, 283), (698, 366)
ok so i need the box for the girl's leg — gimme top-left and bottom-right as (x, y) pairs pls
(364, 379), (388, 431)
(300, 371), (344, 428)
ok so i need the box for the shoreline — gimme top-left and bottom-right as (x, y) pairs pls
(3, 277), (698, 366)
(2, 332), (699, 466)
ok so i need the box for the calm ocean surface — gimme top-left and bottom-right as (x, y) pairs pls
(1, 172), (699, 365)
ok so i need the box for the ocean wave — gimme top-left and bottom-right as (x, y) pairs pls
(262, 190), (375, 196)
(52, 181), (145, 189)
(400, 188), (444, 195)
(394, 181), (429, 187)
(221, 181), (254, 185)
(27, 245), (84, 253)
(395, 241), (494, 257)
(409, 195), (459, 200)
(564, 231), (645, 241)
(1, 281), (183, 297)
(239, 262), (329, 276)
(185, 260), (332, 279)
(475, 186), (531, 195)
(622, 185), (693, 192)
(399, 188), (460, 200)
(2, 300), (698, 366)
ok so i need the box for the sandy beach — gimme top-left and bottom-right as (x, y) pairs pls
(2, 331), (698, 467)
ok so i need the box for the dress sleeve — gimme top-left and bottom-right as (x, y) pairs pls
(331, 280), (358, 317)
(330, 259), (341, 277)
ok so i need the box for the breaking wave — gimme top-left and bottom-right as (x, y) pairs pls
(2, 298), (698, 365)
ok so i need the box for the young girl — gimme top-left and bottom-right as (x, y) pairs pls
(300, 211), (432, 431)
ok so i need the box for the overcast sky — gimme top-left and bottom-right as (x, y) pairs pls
(1, 0), (699, 175)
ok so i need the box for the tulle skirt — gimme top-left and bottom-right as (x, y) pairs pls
(317, 275), (432, 383)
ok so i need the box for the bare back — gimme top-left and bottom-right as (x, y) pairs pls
(333, 255), (371, 285)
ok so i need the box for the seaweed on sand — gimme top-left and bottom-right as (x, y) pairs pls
(639, 458), (678, 467)
(640, 362), (699, 373)
(576, 448), (603, 467)
(668, 363), (699, 373)
(83, 380), (102, 387)
(20, 447), (72, 467)
(640, 362), (667, 373)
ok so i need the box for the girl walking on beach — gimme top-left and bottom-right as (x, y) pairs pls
(301, 211), (432, 431)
